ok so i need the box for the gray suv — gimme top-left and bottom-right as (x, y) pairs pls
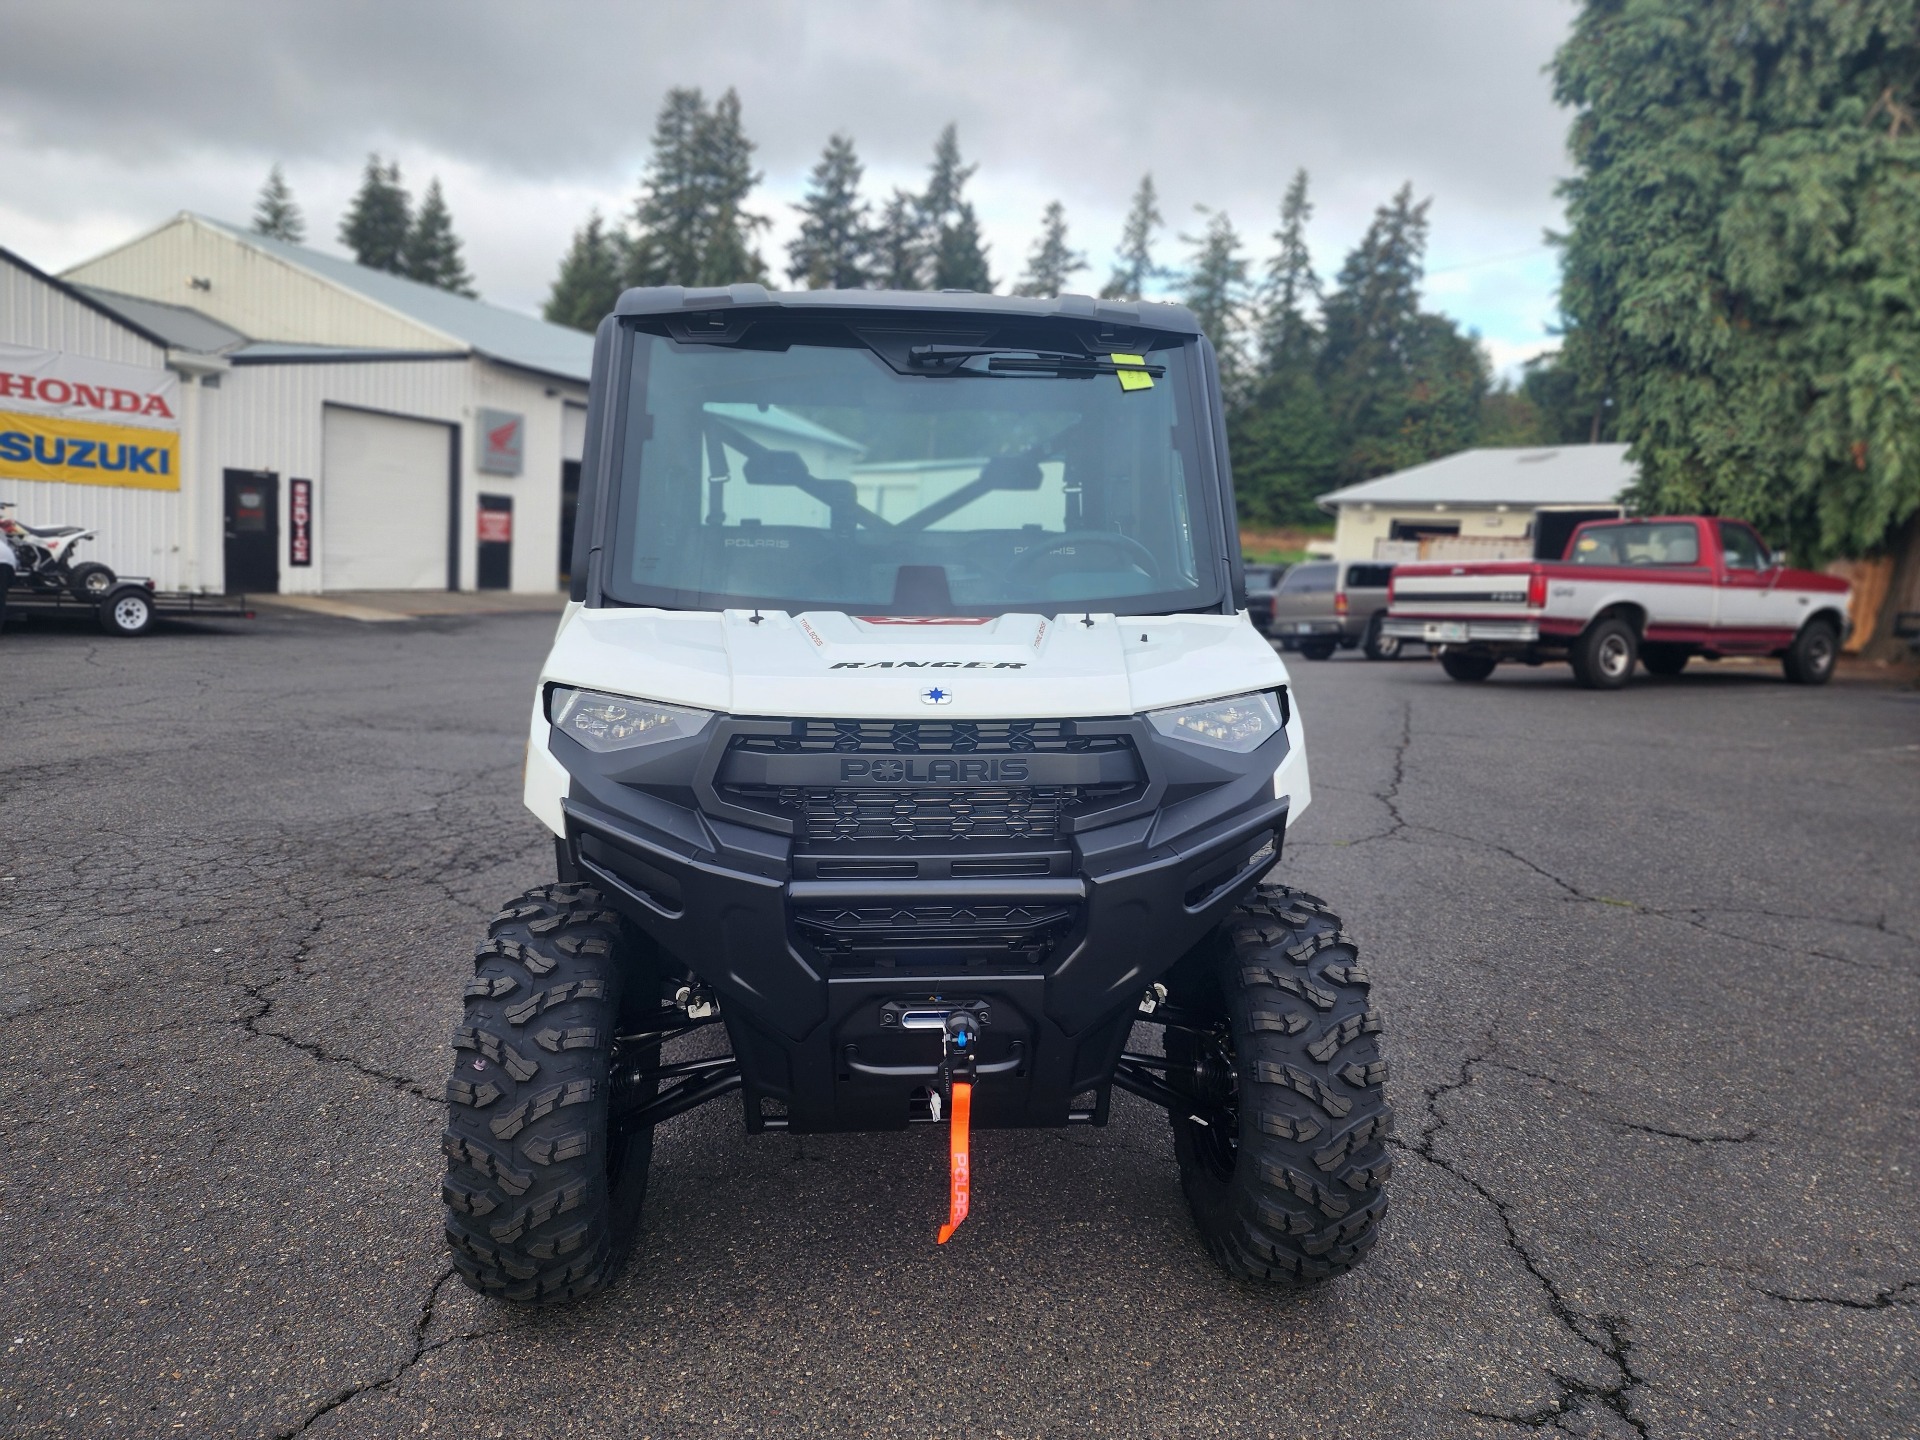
(1267, 560), (1401, 660)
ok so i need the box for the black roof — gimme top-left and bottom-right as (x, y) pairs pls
(612, 283), (1202, 337)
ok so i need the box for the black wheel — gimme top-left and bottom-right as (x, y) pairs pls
(98, 589), (154, 637)
(67, 561), (116, 599)
(1781, 619), (1838, 685)
(443, 883), (660, 1304)
(1640, 644), (1690, 677)
(1161, 886), (1392, 1285)
(1570, 616), (1638, 690)
(1299, 640), (1337, 661)
(1362, 616), (1402, 661)
(1439, 650), (1497, 682)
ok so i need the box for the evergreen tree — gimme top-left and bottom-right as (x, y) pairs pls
(1254, 170), (1318, 376)
(1230, 172), (1335, 525)
(921, 125), (991, 291)
(544, 210), (627, 332)
(339, 154), (411, 274)
(1519, 347), (1614, 445)
(627, 87), (768, 288)
(787, 133), (874, 289)
(873, 190), (926, 290)
(1101, 174), (1164, 300)
(693, 88), (770, 286)
(1013, 200), (1087, 297)
(1554, 0), (1920, 586)
(1179, 208), (1251, 395)
(251, 164), (304, 244)
(401, 178), (477, 296)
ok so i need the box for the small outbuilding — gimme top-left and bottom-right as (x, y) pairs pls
(1, 213), (595, 595)
(1318, 445), (1635, 565)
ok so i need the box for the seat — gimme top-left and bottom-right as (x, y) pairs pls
(17, 523), (85, 537)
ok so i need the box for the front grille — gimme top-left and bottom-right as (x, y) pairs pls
(796, 899), (1079, 967)
(742, 785), (1082, 843)
(731, 719), (1128, 756)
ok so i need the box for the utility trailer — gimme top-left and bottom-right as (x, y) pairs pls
(2, 578), (253, 637)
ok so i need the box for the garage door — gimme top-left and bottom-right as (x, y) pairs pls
(321, 406), (451, 590)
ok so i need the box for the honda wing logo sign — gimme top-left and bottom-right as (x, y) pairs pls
(477, 409), (524, 475)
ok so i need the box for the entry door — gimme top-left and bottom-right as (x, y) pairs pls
(477, 494), (513, 590)
(223, 470), (280, 595)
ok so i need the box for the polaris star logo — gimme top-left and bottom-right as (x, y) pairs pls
(922, 685), (952, 705)
(840, 757), (1031, 783)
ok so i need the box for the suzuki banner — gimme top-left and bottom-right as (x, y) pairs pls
(0, 342), (181, 492)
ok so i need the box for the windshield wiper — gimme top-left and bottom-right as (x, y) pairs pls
(907, 344), (1166, 378)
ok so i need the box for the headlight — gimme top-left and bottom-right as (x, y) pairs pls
(1147, 691), (1285, 753)
(547, 687), (712, 753)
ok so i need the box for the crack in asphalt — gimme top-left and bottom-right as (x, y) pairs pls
(228, 912), (438, 1104)
(1749, 1279), (1919, 1312)
(1390, 1051), (1651, 1437)
(273, 1266), (501, 1436)
(1489, 1062), (1759, 1147)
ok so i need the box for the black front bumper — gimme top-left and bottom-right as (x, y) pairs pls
(554, 710), (1289, 1132)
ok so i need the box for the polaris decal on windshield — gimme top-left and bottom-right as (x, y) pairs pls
(829, 660), (1026, 669)
(856, 616), (995, 625)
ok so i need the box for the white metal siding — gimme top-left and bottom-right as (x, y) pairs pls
(62, 216), (450, 353)
(321, 407), (451, 590)
(0, 252), (186, 586)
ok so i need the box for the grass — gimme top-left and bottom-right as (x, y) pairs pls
(1239, 525), (1333, 566)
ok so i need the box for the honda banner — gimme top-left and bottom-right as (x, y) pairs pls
(0, 342), (181, 492)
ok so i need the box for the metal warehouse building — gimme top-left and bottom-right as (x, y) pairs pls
(1, 214), (591, 595)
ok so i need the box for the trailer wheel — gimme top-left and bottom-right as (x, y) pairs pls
(1162, 886), (1391, 1285)
(443, 884), (659, 1304)
(1439, 650), (1496, 682)
(1571, 616), (1638, 690)
(1781, 619), (1838, 686)
(99, 590), (155, 637)
(1362, 616), (1402, 660)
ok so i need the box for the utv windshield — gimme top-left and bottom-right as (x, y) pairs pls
(602, 321), (1224, 616)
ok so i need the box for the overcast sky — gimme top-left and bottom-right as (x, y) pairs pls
(0, 0), (1578, 374)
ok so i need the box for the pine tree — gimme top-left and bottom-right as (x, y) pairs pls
(1101, 174), (1164, 300)
(1317, 184), (1486, 481)
(544, 210), (627, 331)
(1254, 170), (1318, 377)
(1230, 172), (1335, 525)
(921, 125), (992, 291)
(1014, 200), (1087, 297)
(401, 179), (477, 296)
(627, 87), (767, 288)
(339, 155), (411, 274)
(873, 190), (926, 290)
(1179, 208), (1251, 394)
(933, 201), (993, 292)
(252, 165), (304, 244)
(788, 133), (874, 289)
(1554, 0), (1920, 595)
(693, 88), (769, 286)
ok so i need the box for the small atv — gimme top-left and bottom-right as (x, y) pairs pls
(442, 286), (1391, 1302)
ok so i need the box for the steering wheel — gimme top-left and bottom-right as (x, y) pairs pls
(1009, 530), (1164, 587)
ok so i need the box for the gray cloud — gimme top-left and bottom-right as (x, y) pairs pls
(0, 0), (1577, 363)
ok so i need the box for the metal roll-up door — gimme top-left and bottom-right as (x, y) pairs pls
(321, 406), (452, 590)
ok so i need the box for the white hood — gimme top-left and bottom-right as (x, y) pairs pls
(539, 606), (1290, 720)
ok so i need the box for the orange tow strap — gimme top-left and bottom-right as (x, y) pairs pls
(936, 1080), (972, 1243)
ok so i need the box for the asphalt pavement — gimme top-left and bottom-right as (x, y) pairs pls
(1, 610), (1916, 1439)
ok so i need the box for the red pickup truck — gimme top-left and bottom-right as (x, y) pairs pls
(1380, 516), (1852, 689)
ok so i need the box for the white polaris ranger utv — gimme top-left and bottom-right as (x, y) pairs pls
(443, 287), (1391, 1303)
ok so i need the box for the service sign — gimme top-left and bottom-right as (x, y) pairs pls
(0, 342), (181, 492)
